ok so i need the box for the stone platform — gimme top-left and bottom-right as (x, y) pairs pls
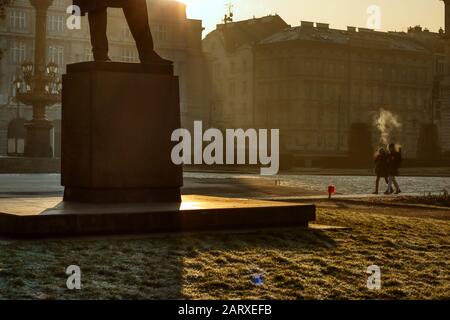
(0, 195), (315, 238)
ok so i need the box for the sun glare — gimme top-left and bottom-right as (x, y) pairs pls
(177, 0), (224, 17)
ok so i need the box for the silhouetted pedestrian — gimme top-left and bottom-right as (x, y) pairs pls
(385, 143), (402, 194)
(373, 147), (388, 194)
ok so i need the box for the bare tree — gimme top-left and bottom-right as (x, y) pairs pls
(0, 0), (13, 60)
(0, 0), (13, 18)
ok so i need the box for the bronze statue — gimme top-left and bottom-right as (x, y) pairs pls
(74, 0), (165, 63)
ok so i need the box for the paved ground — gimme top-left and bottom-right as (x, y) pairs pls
(0, 173), (449, 199)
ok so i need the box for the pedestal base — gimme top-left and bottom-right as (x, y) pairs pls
(64, 187), (181, 203)
(62, 61), (183, 203)
(0, 195), (316, 238)
(24, 119), (53, 158)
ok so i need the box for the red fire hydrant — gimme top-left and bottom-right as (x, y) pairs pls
(328, 185), (336, 199)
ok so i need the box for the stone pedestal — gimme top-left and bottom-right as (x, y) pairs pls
(61, 61), (183, 203)
(24, 119), (54, 158)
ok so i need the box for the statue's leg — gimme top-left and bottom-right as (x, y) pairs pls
(88, 8), (110, 61)
(123, 0), (161, 63)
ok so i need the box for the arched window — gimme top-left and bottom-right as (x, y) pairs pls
(7, 118), (26, 156)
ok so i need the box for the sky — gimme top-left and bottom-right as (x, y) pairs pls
(177, 0), (444, 37)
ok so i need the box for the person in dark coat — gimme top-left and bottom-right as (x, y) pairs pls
(385, 143), (402, 194)
(73, 0), (164, 63)
(373, 147), (388, 194)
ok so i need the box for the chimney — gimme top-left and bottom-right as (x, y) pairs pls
(445, 0), (450, 38)
(301, 21), (314, 28)
(358, 27), (374, 33)
(316, 23), (330, 30)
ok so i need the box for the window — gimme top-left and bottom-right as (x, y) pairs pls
(391, 87), (398, 105)
(242, 59), (248, 72)
(229, 80), (236, 96)
(367, 66), (373, 79)
(305, 61), (311, 74)
(84, 47), (93, 61)
(364, 85), (372, 103)
(230, 61), (235, 74)
(214, 63), (221, 78)
(377, 66), (384, 79)
(11, 41), (26, 63)
(7, 119), (26, 156)
(48, 45), (64, 66)
(10, 10), (27, 30)
(242, 81), (247, 95)
(121, 25), (133, 39)
(155, 24), (168, 42)
(328, 63), (335, 77)
(436, 61), (444, 75)
(354, 64), (361, 78)
(400, 88), (407, 105)
(121, 48), (138, 63)
(229, 102), (235, 114)
(52, 0), (67, 8)
(373, 86), (381, 104)
(304, 81), (312, 99)
(48, 15), (65, 32)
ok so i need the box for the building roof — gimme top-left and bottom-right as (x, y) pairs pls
(205, 15), (289, 52)
(392, 26), (445, 54)
(258, 22), (433, 54)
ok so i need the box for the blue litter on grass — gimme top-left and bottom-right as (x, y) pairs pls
(252, 274), (264, 286)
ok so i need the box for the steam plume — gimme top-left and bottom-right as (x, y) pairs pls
(374, 108), (402, 145)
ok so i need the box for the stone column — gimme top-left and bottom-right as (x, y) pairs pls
(24, 0), (54, 157)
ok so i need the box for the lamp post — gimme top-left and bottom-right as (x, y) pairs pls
(431, 74), (443, 125)
(6, 79), (26, 156)
(14, 0), (60, 157)
(13, 78), (22, 118)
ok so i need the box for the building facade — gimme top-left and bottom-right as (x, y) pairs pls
(440, 0), (450, 155)
(397, 25), (448, 154)
(0, 0), (208, 156)
(202, 15), (289, 129)
(255, 22), (434, 159)
(204, 18), (437, 160)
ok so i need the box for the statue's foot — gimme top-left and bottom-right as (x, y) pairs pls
(93, 55), (112, 62)
(140, 51), (171, 64)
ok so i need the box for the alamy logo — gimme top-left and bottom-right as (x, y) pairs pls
(66, 265), (81, 290)
(171, 121), (280, 175)
(367, 5), (382, 30)
(367, 265), (381, 290)
(66, 5), (81, 30)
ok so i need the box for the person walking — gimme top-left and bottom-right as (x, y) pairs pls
(373, 147), (388, 194)
(385, 143), (402, 194)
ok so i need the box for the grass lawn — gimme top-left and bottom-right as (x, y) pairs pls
(0, 204), (448, 299)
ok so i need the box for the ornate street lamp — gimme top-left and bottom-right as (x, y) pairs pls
(16, 60), (61, 116)
(13, 78), (23, 92)
(14, 0), (60, 158)
(21, 61), (34, 75)
(46, 61), (58, 76)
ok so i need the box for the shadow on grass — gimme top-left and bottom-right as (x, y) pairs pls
(0, 227), (335, 299)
